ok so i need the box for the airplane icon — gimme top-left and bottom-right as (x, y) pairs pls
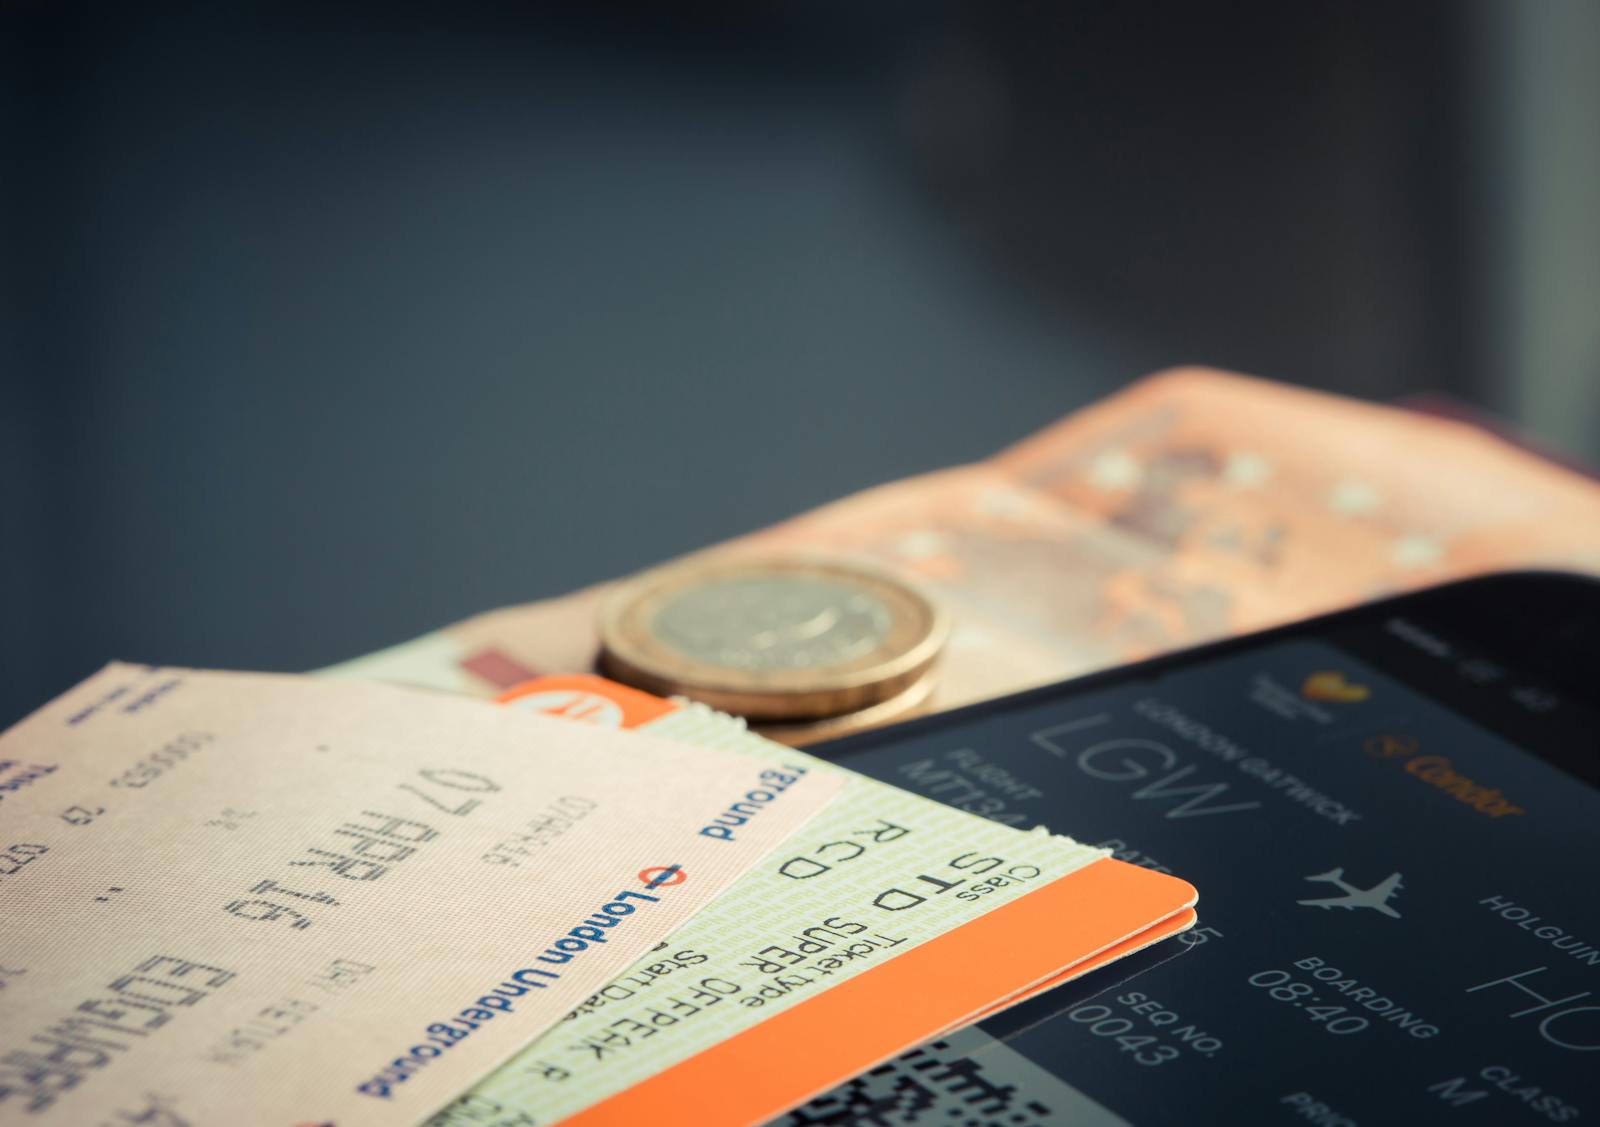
(1297, 867), (1403, 918)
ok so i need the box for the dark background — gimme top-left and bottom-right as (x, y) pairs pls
(4, 1), (1599, 726)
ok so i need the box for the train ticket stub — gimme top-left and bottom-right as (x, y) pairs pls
(0, 664), (841, 1126)
(421, 677), (1195, 1127)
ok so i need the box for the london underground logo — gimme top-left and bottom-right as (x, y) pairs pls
(638, 865), (686, 888)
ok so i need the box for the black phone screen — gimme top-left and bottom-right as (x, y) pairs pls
(781, 573), (1600, 1126)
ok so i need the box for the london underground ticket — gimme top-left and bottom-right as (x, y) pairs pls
(0, 664), (841, 1126)
(421, 676), (1197, 1127)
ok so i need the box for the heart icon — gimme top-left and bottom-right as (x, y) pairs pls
(1302, 671), (1370, 703)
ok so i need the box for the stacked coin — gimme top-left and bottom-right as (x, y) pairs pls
(597, 557), (948, 745)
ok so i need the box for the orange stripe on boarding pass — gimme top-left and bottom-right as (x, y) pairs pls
(497, 674), (679, 730)
(557, 858), (1197, 1127)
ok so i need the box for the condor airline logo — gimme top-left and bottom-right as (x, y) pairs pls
(1363, 734), (1525, 820)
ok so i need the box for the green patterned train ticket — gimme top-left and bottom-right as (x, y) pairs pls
(418, 674), (1106, 1126)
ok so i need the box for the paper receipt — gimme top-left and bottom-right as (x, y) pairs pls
(423, 677), (1111, 1126)
(0, 664), (841, 1126)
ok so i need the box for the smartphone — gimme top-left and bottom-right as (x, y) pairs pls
(780, 571), (1600, 1126)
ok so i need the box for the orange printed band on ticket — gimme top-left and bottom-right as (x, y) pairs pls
(561, 860), (1195, 1127)
(498, 674), (680, 729)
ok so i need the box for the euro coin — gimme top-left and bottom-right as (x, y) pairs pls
(598, 557), (948, 720)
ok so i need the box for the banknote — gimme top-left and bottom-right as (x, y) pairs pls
(323, 367), (1600, 727)
(0, 664), (840, 1126)
(419, 675), (1194, 1127)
